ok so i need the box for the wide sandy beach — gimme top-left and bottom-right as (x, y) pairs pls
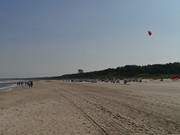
(0, 80), (180, 135)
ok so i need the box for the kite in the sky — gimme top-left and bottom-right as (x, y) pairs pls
(147, 31), (152, 36)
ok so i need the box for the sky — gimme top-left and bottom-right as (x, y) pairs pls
(0, 0), (180, 78)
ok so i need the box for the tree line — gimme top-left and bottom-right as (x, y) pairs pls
(58, 62), (180, 79)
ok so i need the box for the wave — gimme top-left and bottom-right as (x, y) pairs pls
(0, 84), (17, 91)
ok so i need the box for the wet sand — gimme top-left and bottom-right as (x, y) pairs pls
(0, 80), (180, 135)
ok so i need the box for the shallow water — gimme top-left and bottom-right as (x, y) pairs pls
(0, 82), (16, 91)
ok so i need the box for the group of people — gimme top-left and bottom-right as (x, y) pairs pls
(17, 81), (33, 88)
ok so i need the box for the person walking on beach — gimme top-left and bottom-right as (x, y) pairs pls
(27, 81), (33, 88)
(27, 81), (30, 88)
(30, 81), (33, 88)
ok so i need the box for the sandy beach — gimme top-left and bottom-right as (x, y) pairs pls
(0, 80), (180, 135)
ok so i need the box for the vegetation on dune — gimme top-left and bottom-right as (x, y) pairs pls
(58, 62), (180, 79)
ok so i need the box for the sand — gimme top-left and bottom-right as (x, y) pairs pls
(0, 80), (180, 135)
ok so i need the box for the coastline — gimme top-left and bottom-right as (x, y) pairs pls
(0, 83), (17, 92)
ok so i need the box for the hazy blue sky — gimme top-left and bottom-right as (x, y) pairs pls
(0, 0), (180, 78)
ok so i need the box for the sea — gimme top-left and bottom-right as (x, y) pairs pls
(0, 81), (16, 91)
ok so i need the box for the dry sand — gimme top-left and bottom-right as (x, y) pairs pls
(0, 80), (180, 135)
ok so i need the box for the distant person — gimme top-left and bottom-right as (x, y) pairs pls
(25, 81), (27, 87)
(30, 81), (33, 88)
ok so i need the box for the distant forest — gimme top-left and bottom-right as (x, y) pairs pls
(57, 62), (180, 79)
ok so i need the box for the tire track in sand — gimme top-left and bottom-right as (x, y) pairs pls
(59, 91), (109, 135)
(60, 88), (155, 135)
(59, 88), (142, 135)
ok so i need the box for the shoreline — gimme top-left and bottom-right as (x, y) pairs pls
(0, 83), (17, 92)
